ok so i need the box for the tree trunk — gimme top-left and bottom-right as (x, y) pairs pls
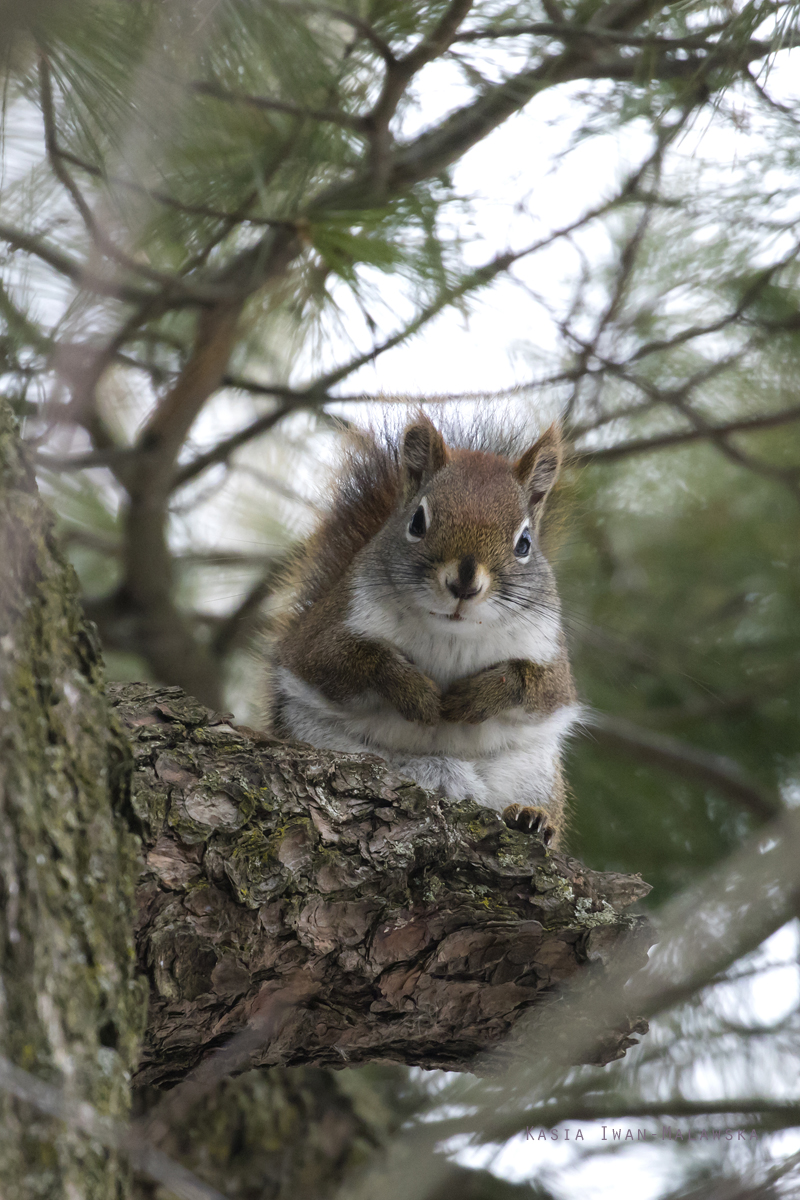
(0, 398), (145, 1199)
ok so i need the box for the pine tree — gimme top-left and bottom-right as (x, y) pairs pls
(2, 2), (800, 1198)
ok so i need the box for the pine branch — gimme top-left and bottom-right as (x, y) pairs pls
(0, 222), (156, 305)
(38, 53), (190, 292)
(190, 80), (372, 130)
(274, 0), (397, 63)
(53, 147), (280, 226)
(575, 404), (800, 465)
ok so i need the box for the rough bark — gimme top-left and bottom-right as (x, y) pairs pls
(0, 398), (145, 1199)
(115, 683), (654, 1090)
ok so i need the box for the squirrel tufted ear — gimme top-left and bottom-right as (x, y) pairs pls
(402, 419), (448, 498)
(514, 424), (563, 515)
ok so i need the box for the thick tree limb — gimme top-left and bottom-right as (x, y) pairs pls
(110, 683), (654, 1090)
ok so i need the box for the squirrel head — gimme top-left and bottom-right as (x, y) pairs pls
(373, 416), (563, 625)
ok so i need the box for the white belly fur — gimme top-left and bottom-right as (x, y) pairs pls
(276, 592), (582, 811)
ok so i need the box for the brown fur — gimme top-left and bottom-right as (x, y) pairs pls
(440, 652), (576, 724)
(274, 579), (441, 727)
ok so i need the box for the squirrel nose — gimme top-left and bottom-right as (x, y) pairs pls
(447, 579), (480, 600)
(446, 554), (483, 600)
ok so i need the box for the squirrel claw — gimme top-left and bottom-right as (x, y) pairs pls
(502, 803), (555, 845)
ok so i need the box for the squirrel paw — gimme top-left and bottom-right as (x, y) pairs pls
(391, 671), (441, 725)
(502, 804), (555, 846)
(441, 664), (514, 724)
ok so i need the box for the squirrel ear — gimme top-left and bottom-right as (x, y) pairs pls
(514, 424), (562, 515)
(402, 419), (448, 498)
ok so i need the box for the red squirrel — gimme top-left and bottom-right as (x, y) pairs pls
(268, 415), (580, 846)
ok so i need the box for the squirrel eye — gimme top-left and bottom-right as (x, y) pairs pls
(407, 504), (427, 540)
(514, 526), (532, 559)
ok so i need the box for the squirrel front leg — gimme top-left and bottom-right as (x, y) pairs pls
(351, 638), (441, 724)
(278, 596), (440, 725)
(440, 657), (574, 724)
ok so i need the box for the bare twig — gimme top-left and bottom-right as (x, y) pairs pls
(455, 19), (764, 50)
(172, 402), (293, 489)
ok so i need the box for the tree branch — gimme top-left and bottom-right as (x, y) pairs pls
(274, 1), (397, 64)
(0, 220), (231, 309)
(338, 805), (800, 1200)
(455, 20), (735, 46)
(575, 403), (800, 465)
(366, 0), (475, 188)
(38, 53), (199, 294)
(102, 304), (247, 707)
(586, 713), (780, 822)
(53, 146), (280, 227)
(190, 80), (371, 130)
(112, 683), (654, 1089)
(0, 222), (157, 305)
(321, 0), (775, 207)
(174, 184), (642, 489)
(433, 1095), (800, 1138)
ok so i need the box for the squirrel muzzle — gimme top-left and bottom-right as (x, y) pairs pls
(439, 554), (492, 604)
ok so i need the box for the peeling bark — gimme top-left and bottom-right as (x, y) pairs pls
(0, 399), (145, 1199)
(113, 684), (654, 1089)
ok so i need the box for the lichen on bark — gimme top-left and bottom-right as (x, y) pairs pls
(0, 398), (146, 1199)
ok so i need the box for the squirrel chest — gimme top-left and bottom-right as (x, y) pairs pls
(269, 417), (581, 844)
